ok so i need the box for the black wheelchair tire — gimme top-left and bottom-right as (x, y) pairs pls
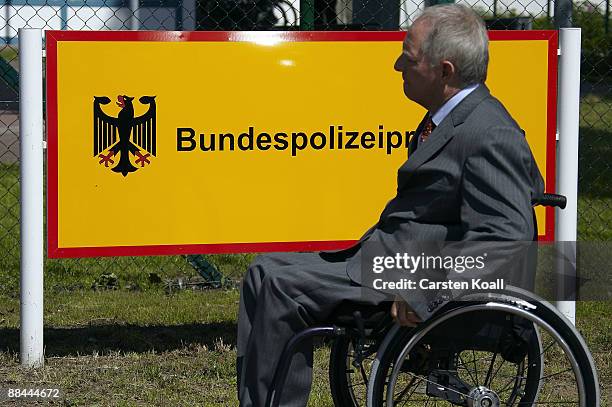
(367, 298), (599, 406)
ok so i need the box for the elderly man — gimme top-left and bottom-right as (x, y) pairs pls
(237, 4), (544, 406)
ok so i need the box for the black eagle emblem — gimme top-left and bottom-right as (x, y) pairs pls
(94, 95), (156, 177)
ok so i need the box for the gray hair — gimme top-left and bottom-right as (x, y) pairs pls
(415, 4), (489, 86)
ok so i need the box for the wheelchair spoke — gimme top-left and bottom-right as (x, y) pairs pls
(472, 350), (480, 385)
(497, 372), (523, 396)
(456, 344), (533, 403)
(469, 354), (496, 364)
(360, 363), (369, 386)
(483, 351), (498, 387)
(347, 379), (366, 388)
(397, 395), (412, 407)
(458, 354), (478, 386)
(487, 355), (508, 387)
(539, 367), (573, 382)
(397, 398), (444, 404)
(389, 375), (419, 403)
(538, 340), (556, 358)
(396, 370), (470, 400)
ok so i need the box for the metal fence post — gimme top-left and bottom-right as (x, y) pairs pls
(180, 0), (197, 30)
(554, 0), (573, 28)
(19, 28), (44, 368)
(556, 28), (581, 325)
(300, 0), (314, 30)
(130, 0), (140, 30)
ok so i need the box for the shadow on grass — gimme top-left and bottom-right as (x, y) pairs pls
(0, 321), (237, 356)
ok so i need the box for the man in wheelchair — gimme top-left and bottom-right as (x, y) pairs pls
(236, 4), (599, 406)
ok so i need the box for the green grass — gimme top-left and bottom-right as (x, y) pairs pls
(0, 289), (336, 406)
(578, 93), (612, 240)
(0, 290), (242, 406)
(0, 290), (609, 405)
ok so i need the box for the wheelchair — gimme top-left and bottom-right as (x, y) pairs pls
(267, 194), (600, 407)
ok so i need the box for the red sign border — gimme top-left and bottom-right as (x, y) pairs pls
(46, 30), (558, 258)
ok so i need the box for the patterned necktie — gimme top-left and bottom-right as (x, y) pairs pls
(420, 115), (435, 143)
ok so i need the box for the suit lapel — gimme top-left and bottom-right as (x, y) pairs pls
(398, 84), (491, 186)
(408, 115), (427, 156)
(401, 117), (454, 175)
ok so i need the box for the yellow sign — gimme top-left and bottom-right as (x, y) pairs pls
(46, 31), (558, 257)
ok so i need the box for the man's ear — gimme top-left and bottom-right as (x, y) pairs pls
(441, 60), (456, 80)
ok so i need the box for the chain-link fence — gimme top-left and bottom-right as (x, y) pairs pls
(0, 0), (609, 293)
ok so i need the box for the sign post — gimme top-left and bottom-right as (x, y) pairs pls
(19, 28), (44, 368)
(555, 28), (582, 325)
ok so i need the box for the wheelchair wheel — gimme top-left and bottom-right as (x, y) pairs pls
(368, 297), (599, 406)
(329, 335), (379, 406)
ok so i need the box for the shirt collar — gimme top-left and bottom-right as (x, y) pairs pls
(430, 83), (479, 127)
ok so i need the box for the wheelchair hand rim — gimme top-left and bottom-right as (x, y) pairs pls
(384, 302), (587, 407)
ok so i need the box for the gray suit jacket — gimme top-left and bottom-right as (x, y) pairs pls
(342, 84), (545, 319)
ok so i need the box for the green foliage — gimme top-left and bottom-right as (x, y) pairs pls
(532, 16), (555, 29)
(573, 1), (611, 79)
(573, 2), (610, 51)
(494, 1), (611, 79)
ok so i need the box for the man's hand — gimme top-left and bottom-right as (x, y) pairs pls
(390, 296), (421, 327)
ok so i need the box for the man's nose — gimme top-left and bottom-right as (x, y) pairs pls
(394, 56), (403, 72)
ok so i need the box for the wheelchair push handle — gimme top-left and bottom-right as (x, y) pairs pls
(531, 193), (566, 209)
